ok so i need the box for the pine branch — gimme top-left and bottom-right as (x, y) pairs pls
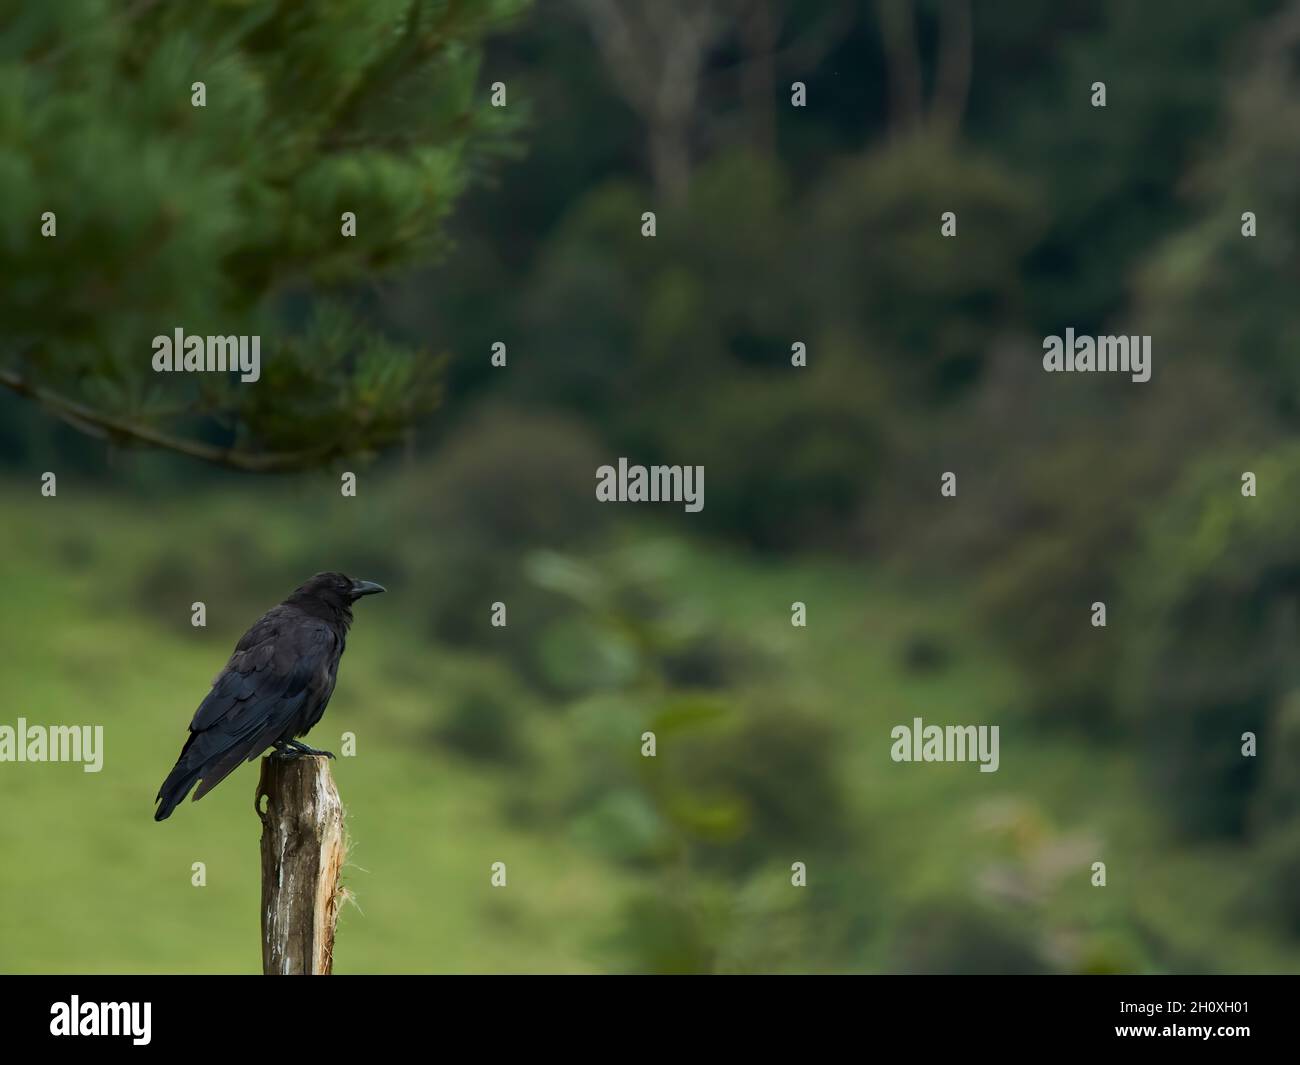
(0, 368), (337, 473)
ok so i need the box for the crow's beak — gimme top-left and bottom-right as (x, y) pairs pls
(350, 579), (386, 599)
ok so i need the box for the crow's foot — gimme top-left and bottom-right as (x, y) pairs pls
(287, 739), (335, 759)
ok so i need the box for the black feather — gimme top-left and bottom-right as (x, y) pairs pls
(153, 572), (381, 821)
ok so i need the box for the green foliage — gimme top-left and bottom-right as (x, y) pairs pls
(3, 485), (1298, 972)
(433, 685), (532, 766)
(1004, 0), (1282, 332)
(807, 136), (1043, 398)
(386, 404), (611, 660)
(969, 428), (1153, 732)
(1136, 4), (1300, 417)
(0, 0), (526, 465)
(521, 541), (852, 970)
(511, 153), (891, 547)
(237, 304), (447, 456)
(1258, 822), (1300, 934)
(889, 899), (1050, 974)
(1119, 446), (1300, 838)
(4, 0), (1300, 975)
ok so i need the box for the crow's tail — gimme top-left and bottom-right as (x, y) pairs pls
(154, 758), (202, 822)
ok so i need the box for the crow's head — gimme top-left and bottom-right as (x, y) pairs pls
(291, 572), (386, 611)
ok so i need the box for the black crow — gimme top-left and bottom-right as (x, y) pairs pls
(154, 572), (385, 821)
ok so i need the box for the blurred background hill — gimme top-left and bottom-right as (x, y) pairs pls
(1, 0), (1298, 972)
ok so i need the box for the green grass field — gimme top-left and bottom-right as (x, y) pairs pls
(0, 481), (1292, 973)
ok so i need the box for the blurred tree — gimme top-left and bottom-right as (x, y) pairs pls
(0, 0), (525, 471)
(510, 151), (893, 548)
(568, 0), (736, 204)
(1119, 446), (1300, 839)
(567, 0), (857, 203)
(875, 0), (972, 139)
(1003, 0), (1282, 334)
(1136, 0), (1300, 419)
(523, 544), (851, 971)
(807, 134), (1040, 399)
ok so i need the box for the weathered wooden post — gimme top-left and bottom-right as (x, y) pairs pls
(255, 755), (347, 975)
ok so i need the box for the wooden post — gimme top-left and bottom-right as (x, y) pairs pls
(255, 755), (347, 975)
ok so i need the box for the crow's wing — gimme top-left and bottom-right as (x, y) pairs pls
(179, 611), (341, 800)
